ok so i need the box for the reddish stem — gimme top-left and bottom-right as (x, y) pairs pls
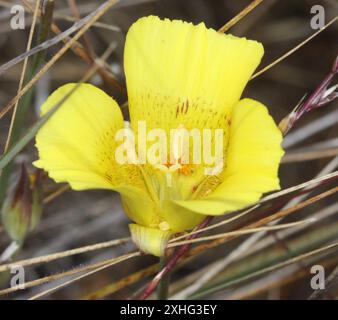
(293, 54), (338, 125)
(296, 72), (335, 120)
(137, 216), (213, 300)
(281, 54), (338, 135)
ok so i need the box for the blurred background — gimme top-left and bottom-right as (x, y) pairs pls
(0, 0), (337, 299)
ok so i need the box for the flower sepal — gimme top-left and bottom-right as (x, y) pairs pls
(129, 224), (172, 257)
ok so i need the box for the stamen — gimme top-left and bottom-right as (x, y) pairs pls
(179, 164), (193, 176)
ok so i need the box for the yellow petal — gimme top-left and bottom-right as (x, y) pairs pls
(124, 15), (264, 137)
(172, 98), (284, 215)
(124, 15), (265, 222)
(161, 199), (206, 232)
(34, 83), (125, 190)
(120, 185), (161, 228)
(34, 83), (164, 229)
(129, 223), (172, 257)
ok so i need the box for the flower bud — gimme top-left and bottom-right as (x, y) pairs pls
(1, 164), (43, 244)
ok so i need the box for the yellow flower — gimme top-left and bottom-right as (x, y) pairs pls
(34, 16), (284, 257)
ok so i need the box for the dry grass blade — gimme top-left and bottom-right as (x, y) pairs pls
(170, 205), (259, 242)
(259, 170), (338, 203)
(85, 179), (338, 300)
(308, 263), (338, 299)
(183, 184), (338, 260)
(169, 219), (314, 247)
(171, 219), (338, 299)
(0, 0), (119, 120)
(22, 0), (125, 93)
(42, 169), (338, 246)
(172, 156), (338, 299)
(83, 264), (160, 300)
(30, 167), (338, 299)
(0, 0), (117, 76)
(282, 147), (338, 163)
(283, 108), (338, 149)
(0, 41), (116, 170)
(251, 16), (338, 79)
(54, 13), (120, 32)
(190, 242), (338, 299)
(0, 237), (130, 273)
(218, 0), (264, 33)
(172, 170), (338, 242)
(0, 253), (133, 296)
(226, 256), (338, 300)
(3, 0), (41, 153)
(28, 252), (140, 300)
(139, 174), (338, 299)
(43, 185), (70, 204)
(0, 0), (54, 205)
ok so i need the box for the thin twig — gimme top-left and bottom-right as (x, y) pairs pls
(251, 16), (338, 79)
(190, 185), (338, 253)
(279, 54), (338, 134)
(190, 242), (338, 299)
(0, 252), (135, 296)
(0, 0), (119, 120)
(43, 185), (70, 204)
(67, 0), (96, 61)
(23, 0), (125, 94)
(84, 182), (338, 300)
(0, 0), (54, 205)
(171, 220), (338, 299)
(29, 252), (140, 300)
(282, 147), (338, 163)
(218, 0), (264, 33)
(260, 170), (338, 204)
(83, 264), (160, 300)
(170, 205), (259, 243)
(241, 202), (338, 259)
(173, 169), (338, 243)
(0, 43), (115, 170)
(170, 182), (338, 299)
(283, 108), (338, 149)
(0, 237), (130, 273)
(137, 217), (213, 300)
(226, 256), (338, 300)
(0, 0), (117, 76)
(4, 0), (41, 153)
(53, 14), (120, 32)
(168, 219), (314, 247)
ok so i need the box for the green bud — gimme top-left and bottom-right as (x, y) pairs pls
(1, 164), (43, 244)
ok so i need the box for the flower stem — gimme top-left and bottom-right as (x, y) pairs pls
(156, 255), (170, 300)
(137, 216), (213, 300)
